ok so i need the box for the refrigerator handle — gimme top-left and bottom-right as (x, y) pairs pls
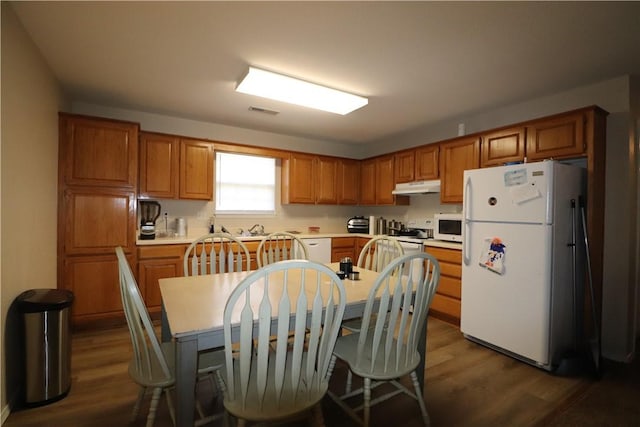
(463, 176), (472, 266)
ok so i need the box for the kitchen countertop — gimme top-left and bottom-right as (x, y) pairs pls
(137, 232), (462, 251)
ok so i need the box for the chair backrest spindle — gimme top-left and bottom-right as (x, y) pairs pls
(256, 232), (310, 268)
(184, 233), (251, 276)
(357, 235), (405, 272)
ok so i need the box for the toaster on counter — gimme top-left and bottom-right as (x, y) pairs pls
(347, 216), (369, 233)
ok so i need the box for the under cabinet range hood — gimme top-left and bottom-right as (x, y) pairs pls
(391, 179), (441, 195)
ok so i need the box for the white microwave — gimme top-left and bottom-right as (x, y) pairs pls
(434, 213), (463, 242)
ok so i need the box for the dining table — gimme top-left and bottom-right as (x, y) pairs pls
(159, 262), (428, 427)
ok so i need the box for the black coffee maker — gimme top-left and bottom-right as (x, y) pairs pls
(139, 200), (161, 240)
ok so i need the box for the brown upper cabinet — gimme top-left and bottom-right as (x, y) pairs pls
(337, 158), (360, 205)
(394, 144), (439, 183)
(439, 136), (480, 203)
(525, 109), (587, 161)
(59, 114), (138, 189)
(139, 132), (179, 198)
(394, 149), (415, 183)
(282, 152), (341, 204)
(315, 155), (339, 204)
(415, 144), (439, 180)
(360, 154), (409, 206)
(139, 132), (213, 200)
(480, 127), (526, 167)
(179, 138), (214, 200)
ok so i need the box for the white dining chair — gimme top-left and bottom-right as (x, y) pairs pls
(357, 235), (405, 273)
(341, 235), (405, 334)
(216, 260), (346, 426)
(183, 233), (251, 276)
(256, 231), (309, 267)
(116, 247), (225, 427)
(328, 252), (440, 427)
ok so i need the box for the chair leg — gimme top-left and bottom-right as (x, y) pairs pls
(164, 387), (176, 426)
(146, 387), (163, 427)
(132, 386), (146, 420)
(363, 377), (372, 427)
(346, 370), (353, 394)
(311, 403), (325, 427)
(409, 371), (430, 426)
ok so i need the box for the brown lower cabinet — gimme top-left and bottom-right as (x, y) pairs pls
(425, 246), (462, 325)
(331, 237), (357, 262)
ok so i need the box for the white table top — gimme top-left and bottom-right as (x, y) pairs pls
(159, 262), (379, 338)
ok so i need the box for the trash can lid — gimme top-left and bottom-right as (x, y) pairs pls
(16, 289), (74, 312)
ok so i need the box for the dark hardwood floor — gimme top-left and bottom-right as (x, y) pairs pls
(5, 317), (639, 426)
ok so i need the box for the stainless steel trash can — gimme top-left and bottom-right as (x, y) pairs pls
(16, 289), (74, 406)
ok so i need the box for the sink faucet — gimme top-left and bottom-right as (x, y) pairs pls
(248, 224), (264, 235)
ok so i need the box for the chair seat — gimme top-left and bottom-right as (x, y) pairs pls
(220, 353), (327, 422)
(333, 332), (421, 381)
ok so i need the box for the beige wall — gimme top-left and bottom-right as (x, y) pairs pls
(1, 3), (66, 419)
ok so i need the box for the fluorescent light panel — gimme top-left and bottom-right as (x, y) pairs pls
(236, 67), (368, 115)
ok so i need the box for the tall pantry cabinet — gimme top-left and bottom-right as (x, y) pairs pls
(57, 114), (139, 328)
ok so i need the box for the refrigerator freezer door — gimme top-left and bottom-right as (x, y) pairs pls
(463, 162), (554, 225)
(461, 221), (553, 366)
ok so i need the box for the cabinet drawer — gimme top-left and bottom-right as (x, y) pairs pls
(440, 261), (462, 279)
(436, 276), (461, 299)
(138, 244), (186, 259)
(425, 246), (462, 264)
(332, 237), (356, 249)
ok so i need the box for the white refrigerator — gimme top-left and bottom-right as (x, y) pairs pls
(460, 160), (585, 371)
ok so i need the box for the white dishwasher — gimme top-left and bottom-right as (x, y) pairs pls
(300, 238), (332, 263)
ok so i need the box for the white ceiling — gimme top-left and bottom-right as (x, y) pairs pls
(10, 1), (640, 144)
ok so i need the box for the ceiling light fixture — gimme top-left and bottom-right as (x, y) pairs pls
(236, 67), (368, 115)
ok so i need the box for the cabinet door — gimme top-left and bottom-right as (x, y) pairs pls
(315, 156), (338, 204)
(480, 127), (525, 167)
(415, 144), (439, 180)
(138, 258), (182, 311)
(359, 159), (376, 205)
(64, 254), (126, 322)
(394, 150), (415, 183)
(60, 114), (138, 188)
(331, 237), (356, 262)
(284, 153), (315, 204)
(355, 237), (370, 262)
(62, 188), (137, 255)
(179, 139), (213, 200)
(439, 136), (480, 203)
(376, 155), (396, 205)
(139, 132), (179, 198)
(337, 159), (359, 205)
(526, 111), (586, 161)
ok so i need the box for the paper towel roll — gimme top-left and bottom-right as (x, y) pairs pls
(369, 215), (376, 235)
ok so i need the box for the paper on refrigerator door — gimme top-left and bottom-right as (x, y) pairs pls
(478, 237), (506, 275)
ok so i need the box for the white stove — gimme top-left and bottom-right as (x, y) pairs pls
(394, 217), (435, 245)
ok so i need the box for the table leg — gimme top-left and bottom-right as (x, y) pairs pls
(175, 336), (198, 427)
(161, 301), (171, 343)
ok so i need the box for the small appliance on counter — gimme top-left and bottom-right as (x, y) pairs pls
(139, 200), (161, 240)
(347, 216), (369, 233)
(388, 219), (404, 236)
